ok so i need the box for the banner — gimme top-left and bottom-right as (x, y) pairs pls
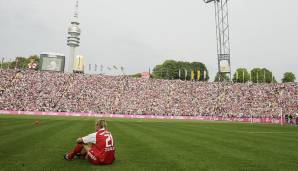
(184, 69), (188, 79)
(197, 70), (201, 81)
(0, 110), (288, 125)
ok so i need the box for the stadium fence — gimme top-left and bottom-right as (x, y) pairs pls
(0, 110), (295, 125)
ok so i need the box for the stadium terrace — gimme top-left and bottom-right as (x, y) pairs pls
(0, 70), (297, 121)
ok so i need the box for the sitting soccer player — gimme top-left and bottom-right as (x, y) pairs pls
(64, 119), (115, 165)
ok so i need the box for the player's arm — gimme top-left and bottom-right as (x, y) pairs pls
(80, 133), (97, 144)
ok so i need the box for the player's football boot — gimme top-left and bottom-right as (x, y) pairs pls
(64, 153), (74, 161)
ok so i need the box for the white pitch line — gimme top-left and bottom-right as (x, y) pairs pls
(247, 132), (298, 134)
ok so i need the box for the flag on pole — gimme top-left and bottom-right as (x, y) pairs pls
(166, 69), (169, 78)
(121, 66), (125, 75)
(204, 70), (207, 81)
(191, 70), (195, 81)
(100, 65), (104, 72)
(264, 70), (266, 83)
(236, 71), (239, 81)
(94, 64), (98, 71)
(1, 57), (4, 70)
(197, 70), (201, 81)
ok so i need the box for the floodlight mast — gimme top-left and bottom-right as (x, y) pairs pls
(204, 0), (231, 81)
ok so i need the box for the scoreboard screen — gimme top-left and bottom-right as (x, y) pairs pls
(40, 53), (65, 72)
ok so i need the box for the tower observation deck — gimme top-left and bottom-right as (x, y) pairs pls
(67, 0), (81, 73)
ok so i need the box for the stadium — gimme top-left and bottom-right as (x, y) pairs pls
(1, 68), (298, 170)
(1, 0), (298, 171)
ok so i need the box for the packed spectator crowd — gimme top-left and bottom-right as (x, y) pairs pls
(0, 70), (297, 118)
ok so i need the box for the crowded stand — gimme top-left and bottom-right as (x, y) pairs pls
(0, 70), (297, 119)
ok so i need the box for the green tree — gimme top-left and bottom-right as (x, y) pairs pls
(2, 60), (16, 69)
(251, 68), (276, 83)
(15, 57), (29, 69)
(232, 68), (250, 83)
(130, 73), (142, 78)
(2, 61), (12, 69)
(282, 72), (296, 83)
(1, 55), (39, 70)
(162, 60), (179, 79)
(214, 72), (230, 82)
(152, 60), (176, 79)
(152, 60), (209, 81)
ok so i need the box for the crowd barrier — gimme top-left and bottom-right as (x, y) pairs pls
(0, 110), (293, 125)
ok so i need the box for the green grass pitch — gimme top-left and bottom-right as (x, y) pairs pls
(0, 115), (298, 171)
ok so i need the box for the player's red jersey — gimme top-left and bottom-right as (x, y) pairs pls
(86, 129), (115, 165)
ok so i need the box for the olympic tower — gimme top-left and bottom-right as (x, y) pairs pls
(67, 0), (81, 73)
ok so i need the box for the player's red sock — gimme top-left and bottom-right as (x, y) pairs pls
(68, 144), (83, 159)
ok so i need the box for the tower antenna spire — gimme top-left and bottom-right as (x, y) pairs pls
(74, 0), (79, 19)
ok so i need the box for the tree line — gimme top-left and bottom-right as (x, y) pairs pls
(218, 68), (295, 83)
(1, 55), (39, 70)
(152, 60), (210, 81)
(150, 60), (296, 83)
(1, 57), (296, 83)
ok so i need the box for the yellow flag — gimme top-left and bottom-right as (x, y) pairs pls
(191, 70), (195, 80)
(197, 70), (201, 81)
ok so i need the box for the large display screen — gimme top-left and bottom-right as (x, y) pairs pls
(40, 54), (65, 72)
